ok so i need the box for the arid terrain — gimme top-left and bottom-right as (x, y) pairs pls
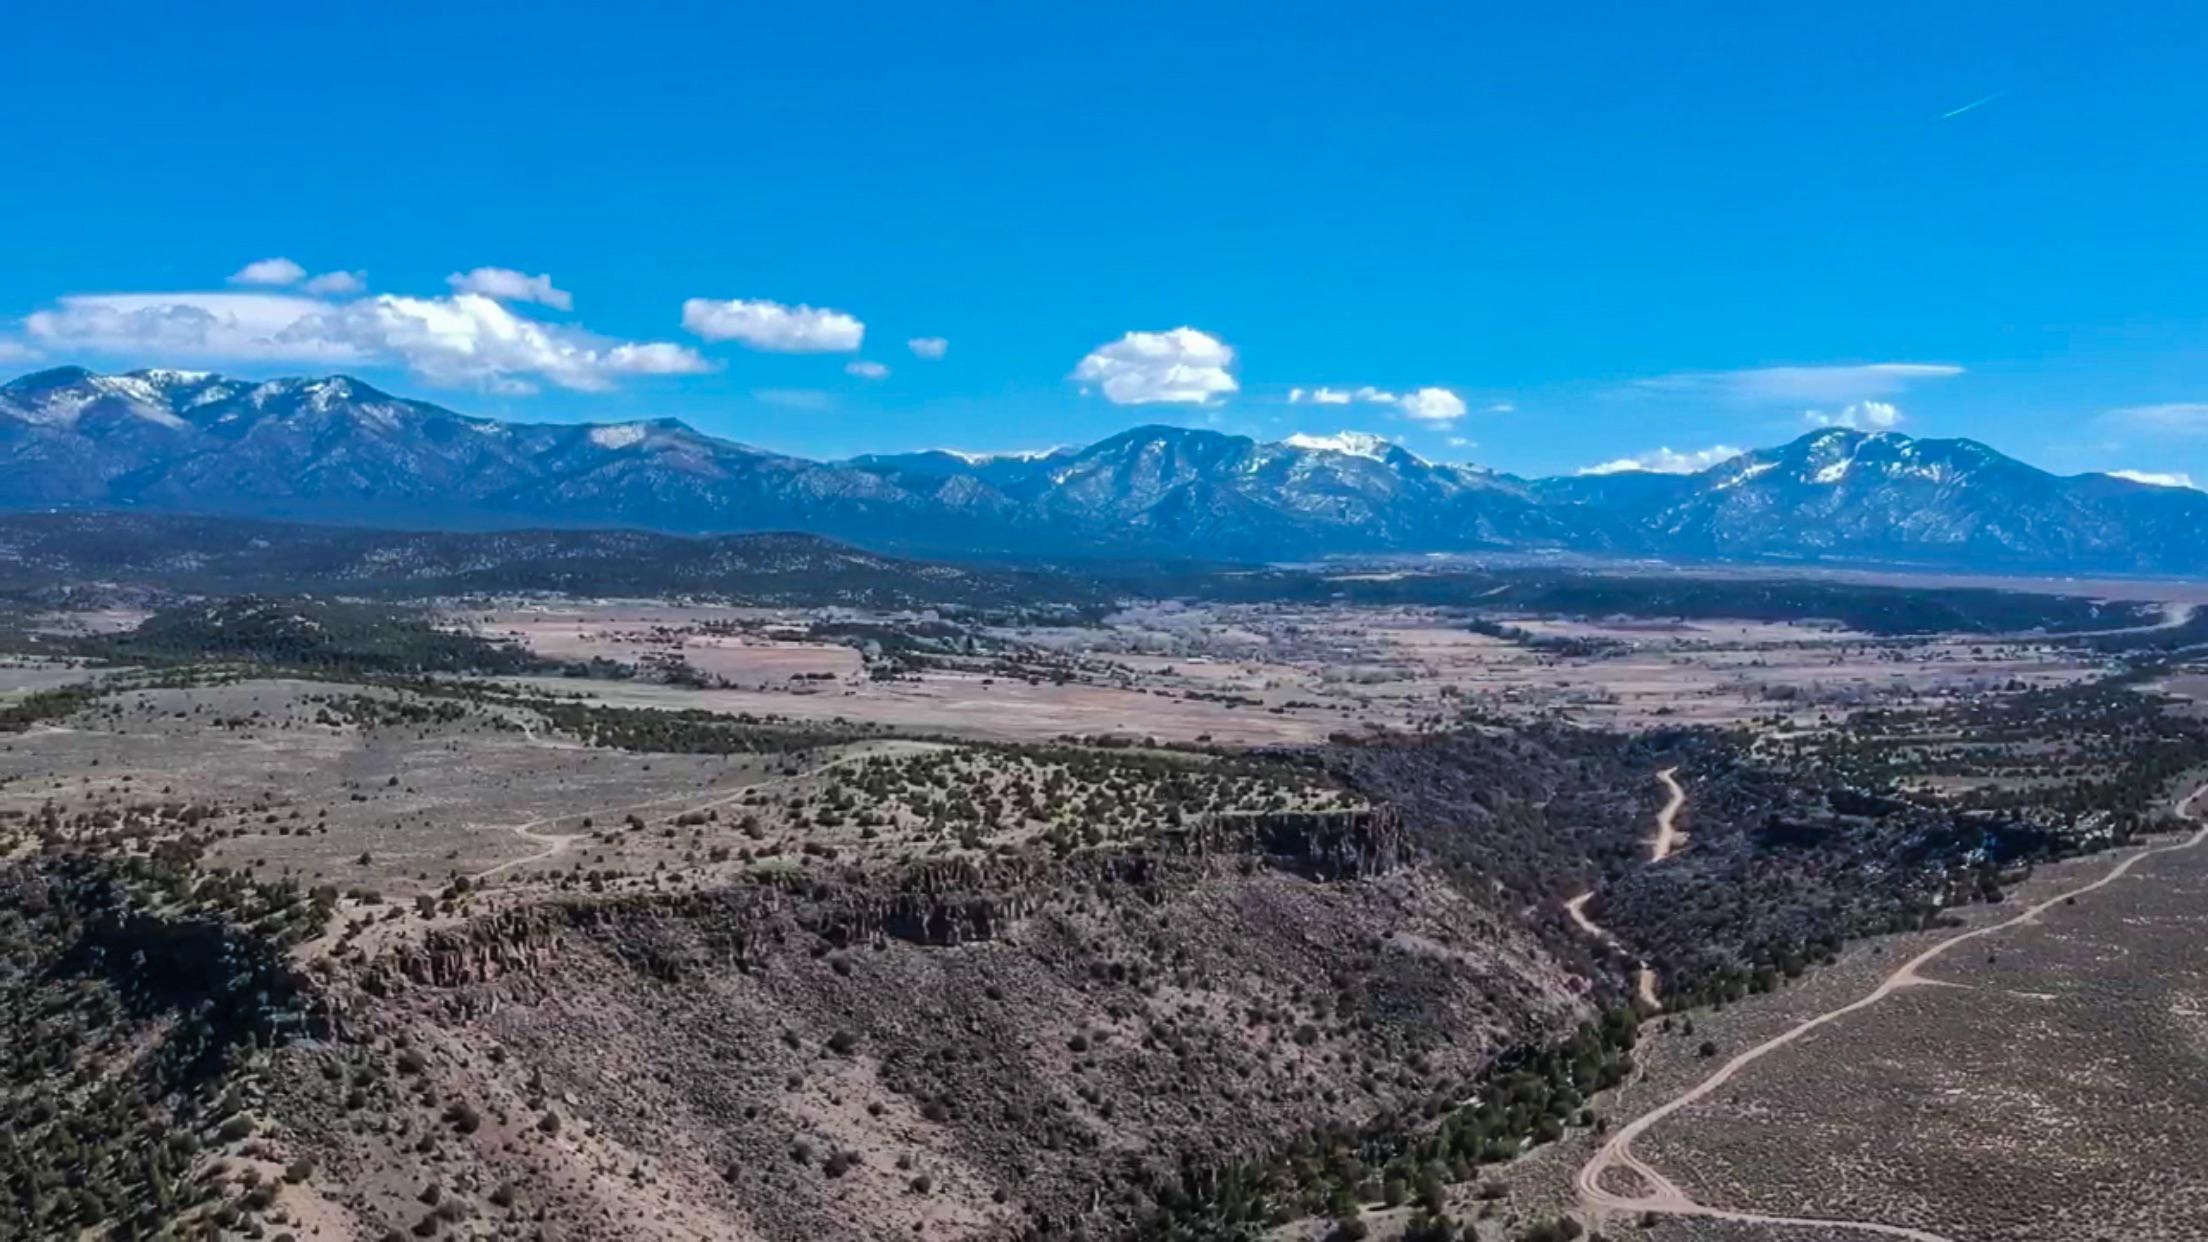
(463, 598), (2116, 745)
(18, 9), (2208, 1238)
(4, 560), (2206, 1242)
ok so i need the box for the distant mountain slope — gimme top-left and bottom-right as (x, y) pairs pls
(0, 511), (2167, 640)
(1604, 430), (2208, 572)
(7, 366), (2208, 573)
(0, 511), (1095, 610)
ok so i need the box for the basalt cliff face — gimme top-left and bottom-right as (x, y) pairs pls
(282, 823), (1581, 1240)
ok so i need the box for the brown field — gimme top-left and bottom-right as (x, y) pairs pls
(470, 601), (2113, 746)
(475, 604), (866, 685)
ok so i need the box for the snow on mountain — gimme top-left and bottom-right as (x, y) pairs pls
(1282, 431), (1395, 462)
(6, 367), (2208, 572)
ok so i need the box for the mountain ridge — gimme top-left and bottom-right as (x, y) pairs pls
(6, 366), (2207, 573)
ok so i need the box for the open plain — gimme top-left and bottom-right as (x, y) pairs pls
(464, 600), (2115, 746)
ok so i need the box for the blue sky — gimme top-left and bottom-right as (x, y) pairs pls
(6, 2), (2208, 483)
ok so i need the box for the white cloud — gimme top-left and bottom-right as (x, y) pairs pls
(301, 270), (365, 296)
(1398, 387), (1468, 424)
(907, 336), (948, 360)
(1578, 444), (1745, 476)
(446, 267), (573, 311)
(1804, 400), (1903, 430)
(2109, 402), (2208, 436)
(24, 290), (709, 393)
(1484, 402), (1515, 414)
(845, 360), (889, 380)
(1639, 362), (1963, 404)
(1072, 327), (1238, 406)
(315, 294), (708, 391)
(229, 257), (308, 287)
(1290, 384), (1473, 423)
(2108, 469), (2201, 490)
(0, 338), (42, 363)
(682, 298), (864, 352)
(595, 341), (716, 378)
(229, 259), (362, 296)
(27, 292), (361, 363)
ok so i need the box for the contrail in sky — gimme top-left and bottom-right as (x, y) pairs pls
(1941, 89), (2009, 119)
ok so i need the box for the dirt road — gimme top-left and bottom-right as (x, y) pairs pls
(1649, 766), (1686, 862)
(1566, 767), (1684, 1011)
(1563, 891), (1617, 946)
(1575, 782), (2208, 1240)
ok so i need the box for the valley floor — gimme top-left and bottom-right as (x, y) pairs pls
(1378, 787), (2208, 1242)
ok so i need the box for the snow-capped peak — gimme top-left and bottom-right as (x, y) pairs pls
(2, 372), (191, 429)
(1283, 431), (1396, 462)
(938, 447), (1062, 464)
(303, 378), (357, 410)
(589, 423), (650, 450)
(136, 368), (214, 386)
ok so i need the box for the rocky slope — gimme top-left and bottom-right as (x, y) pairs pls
(279, 846), (1581, 1240)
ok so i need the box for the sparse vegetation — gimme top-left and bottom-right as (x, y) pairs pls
(0, 565), (2197, 1240)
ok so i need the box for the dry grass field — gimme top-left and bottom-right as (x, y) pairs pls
(464, 601), (2113, 747)
(1605, 811), (2208, 1242)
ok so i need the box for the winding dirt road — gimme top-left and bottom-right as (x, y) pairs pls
(1566, 767), (1685, 1012)
(1649, 766), (1687, 863)
(1575, 782), (2208, 1240)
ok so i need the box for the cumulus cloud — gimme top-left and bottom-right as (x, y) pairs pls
(24, 290), (709, 393)
(1072, 327), (1238, 406)
(1398, 387), (1468, 424)
(2108, 469), (2201, 490)
(1289, 384), (1471, 423)
(446, 267), (573, 311)
(845, 360), (889, 380)
(1639, 362), (1962, 404)
(301, 270), (366, 296)
(230, 257), (308, 287)
(682, 298), (864, 352)
(1578, 444), (1746, 476)
(2108, 402), (2208, 436)
(310, 294), (708, 391)
(907, 336), (948, 360)
(1804, 400), (1904, 430)
(229, 258), (364, 296)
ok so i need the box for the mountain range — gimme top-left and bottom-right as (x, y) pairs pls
(5, 365), (2206, 574)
